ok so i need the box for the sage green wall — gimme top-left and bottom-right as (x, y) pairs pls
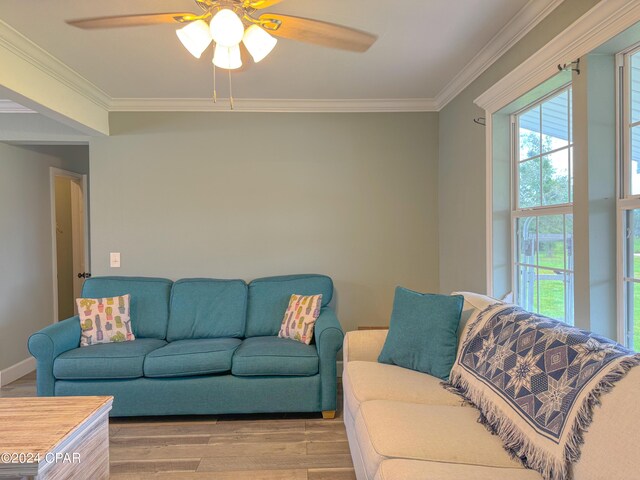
(90, 112), (440, 332)
(438, 0), (600, 295)
(0, 143), (88, 372)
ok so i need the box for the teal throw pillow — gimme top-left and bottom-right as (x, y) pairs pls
(378, 287), (464, 380)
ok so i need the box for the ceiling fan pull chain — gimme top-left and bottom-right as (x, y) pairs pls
(228, 68), (234, 111)
(212, 64), (217, 103)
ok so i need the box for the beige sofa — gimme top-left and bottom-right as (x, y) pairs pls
(342, 292), (640, 480)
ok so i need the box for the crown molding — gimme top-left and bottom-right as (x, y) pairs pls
(0, 99), (35, 113)
(475, 0), (640, 113)
(0, 20), (110, 111)
(109, 97), (439, 113)
(434, 0), (563, 110)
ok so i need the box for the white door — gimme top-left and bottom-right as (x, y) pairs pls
(70, 179), (85, 306)
(51, 168), (90, 322)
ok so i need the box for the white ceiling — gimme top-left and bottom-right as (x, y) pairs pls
(0, 0), (534, 101)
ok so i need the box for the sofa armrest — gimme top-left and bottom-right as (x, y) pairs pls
(28, 316), (81, 396)
(343, 329), (388, 363)
(314, 308), (344, 412)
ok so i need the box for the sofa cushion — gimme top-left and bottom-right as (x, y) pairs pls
(53, 338), (166, 380)
(167, 279), (247, 341)
(378, 287), (463, 380)
(82, 277), (172, 340)
(374, 460), (541, 480)
(454, 291), (502, 344)
(343, 361), (464, 420)
(246, 274), (333, 337)
(355, 400), (524, 480)
(232, 336), (319, 376)
(144, 338), (241, 378)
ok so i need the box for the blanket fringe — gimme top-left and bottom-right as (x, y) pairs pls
(443, 354), (640, 480)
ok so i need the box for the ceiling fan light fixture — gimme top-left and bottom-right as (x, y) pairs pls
(176, 20), (212, 58)
(213, 43), (242, 70)
(242, 25), (277, 63)
(209, 9), (245, 47)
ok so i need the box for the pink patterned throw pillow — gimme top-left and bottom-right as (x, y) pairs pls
(278, 294), (322, 345)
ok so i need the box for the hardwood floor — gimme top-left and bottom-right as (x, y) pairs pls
(0, 372), (355, 479)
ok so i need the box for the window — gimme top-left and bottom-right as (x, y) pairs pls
(512, 86), (574, 324)
(618, 45), (640, 349)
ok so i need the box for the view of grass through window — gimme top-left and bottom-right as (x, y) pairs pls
(627, 210), (640, 348)
(514, 87), (573, 324)
(623, 51), (640, 350)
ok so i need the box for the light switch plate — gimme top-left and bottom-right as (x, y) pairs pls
(110, 252), (121, 268)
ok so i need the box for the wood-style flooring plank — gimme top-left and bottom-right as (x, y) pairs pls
(110, 441), (307, 461)
(110, 422), (221, 437)
(207, 432), (307, 443)
(306, 440), (351, 455)
(111, 470), (307, 480)
(213, 419), (306, 434)
(198, 454), (353, 472)
(111, 434), (212, 447)
(110, 459), (201, 474)
(305, 429), (348, 442)
(112, 416), (218, 424)
(308, 468), (356, 480)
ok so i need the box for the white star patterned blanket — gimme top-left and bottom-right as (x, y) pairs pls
(445, 304), (640, 480)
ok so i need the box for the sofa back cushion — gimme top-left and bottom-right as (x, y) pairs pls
(452, 291), (502, 348)
(81, 277), (172, 339)
(245, 274), (333, 337)
(167, 278), (248, 341)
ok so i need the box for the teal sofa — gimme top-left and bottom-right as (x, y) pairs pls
(28, 274), (344, 418)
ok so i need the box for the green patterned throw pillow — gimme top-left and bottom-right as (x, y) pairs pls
(278, 294), (322, 344)
(76, 294), (134, 347)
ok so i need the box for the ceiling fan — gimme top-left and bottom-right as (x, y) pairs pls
(66, 0), (378, 72)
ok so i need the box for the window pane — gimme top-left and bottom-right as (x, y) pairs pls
(568, 88), (573, 144)
(631, 125), (640, 195)
(624, 210), (640, 348)
(542, 149), (570, 206)
(541, 90), (569, 153)
(519, 106), (540, 161)
(514, 213), (573, 324)
(513, 86), (572, 326)
(519, 158), (540, 208)
(569, 147), (573, 203)
(516, 264), (537, 313)
(538, 215), (564, 270)
(564, 272), (574, 325)
(626, 280), (640, 351)
(516, 217), (537, 265)
(565, 214), (574, 271)
(632, 209), (640, 279)
(631, 52), (640, 124)
(538, 267), (565, 321)
(633, 282), (640, 350)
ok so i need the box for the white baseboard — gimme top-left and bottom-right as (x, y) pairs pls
(0, 356), (36, 387)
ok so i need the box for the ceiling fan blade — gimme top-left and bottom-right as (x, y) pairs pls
(66, 12), (203, 29)
(245, 0), (284, 10)
(259, 14), (377, 52)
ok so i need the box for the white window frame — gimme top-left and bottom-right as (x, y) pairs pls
(511, 84), (574, 324)
(616, 42), (640, 348)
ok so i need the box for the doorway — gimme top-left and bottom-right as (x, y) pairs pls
(50, 168), (89, 322)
